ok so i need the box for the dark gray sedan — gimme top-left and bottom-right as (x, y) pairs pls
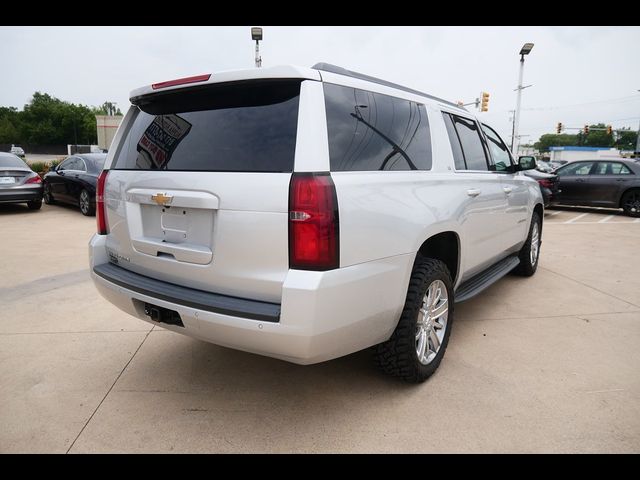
(0, 152), (43, 210)
(555, 159), (640, 216)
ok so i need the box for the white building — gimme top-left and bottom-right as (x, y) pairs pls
(516, 145), (539, 157)
(549, 146), (621, 162)
(96, 115), (124, 151)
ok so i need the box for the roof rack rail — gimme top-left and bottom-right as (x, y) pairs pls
(311, 63), (463, 109)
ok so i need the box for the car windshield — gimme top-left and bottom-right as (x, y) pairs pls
(0, 154), (28, 169)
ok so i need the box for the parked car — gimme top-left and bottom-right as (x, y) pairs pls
(43, 153), (107, 216)
(535, 160), (555, 173)
(10, 145), (25, 159)
(0, 152), (43, 209)
(554, 159), (640, 216)
(89, 63), (543, 383)
(523, 167), (560, 207)
(549, 160), (567, 170)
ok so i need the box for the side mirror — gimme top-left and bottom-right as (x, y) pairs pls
(518, 156), (536, 171)
(49, 164), (57, 172)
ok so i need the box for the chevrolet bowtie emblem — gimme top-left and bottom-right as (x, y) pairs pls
(151, 193), (173, 206)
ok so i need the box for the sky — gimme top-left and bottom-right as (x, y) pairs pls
(1, 26), (639, 144)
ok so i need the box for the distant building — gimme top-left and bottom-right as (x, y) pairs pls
(95, 115), (124, 151)
(549, 146), (620, 163)
(516, 145), (539, 157)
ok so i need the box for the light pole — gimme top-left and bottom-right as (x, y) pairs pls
(251, 27), (263, 68)
(512, 42), (534, 157)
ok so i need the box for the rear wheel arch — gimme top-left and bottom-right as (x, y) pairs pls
(417, 231), (460, 285)
(533, 203), (544, 234)
(620, 188), (640, 217)
(619, 187), (640, 208)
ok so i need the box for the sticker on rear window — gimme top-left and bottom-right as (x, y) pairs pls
(136, 114), (192, 169)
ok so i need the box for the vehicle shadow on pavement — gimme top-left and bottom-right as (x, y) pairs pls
(134, 332), (419, 391)
(0, 203), (41, 215)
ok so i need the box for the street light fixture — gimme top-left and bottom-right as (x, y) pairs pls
(519, 43), (534, 56)
(251, 27), (263, 67)
(251, 27), (263, 41)
(512, 42), (534, 155)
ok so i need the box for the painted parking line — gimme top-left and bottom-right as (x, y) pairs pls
(546, 211), (562, 217)
(564, 213), (590, 224)
(598, 215), (615, 223)
(557, 220), (640, 224)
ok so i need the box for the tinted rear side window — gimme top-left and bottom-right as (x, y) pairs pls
(451, 115), (489, 171)
(442, 113), (466, 170)
(323, 83), (432, 171)
(114, 80), (301, 172)
(85, 156), (106, 173)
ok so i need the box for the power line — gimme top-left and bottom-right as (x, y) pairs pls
(521, 95), (640, 112)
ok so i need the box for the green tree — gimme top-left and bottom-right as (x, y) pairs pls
(534, 133), (579, 152)
(614, 127), (638, 151)
(19, 92), (97, 144)
(583, 123), (614, 147)
(0, 106), (20, 143)
(93, 101), (122, 116)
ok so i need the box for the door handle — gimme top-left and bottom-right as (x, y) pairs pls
(467, 189), (481, 197)
(616, 178), (627, 182)
(576, 178), (586, 182)
(503, 187), (513, 194)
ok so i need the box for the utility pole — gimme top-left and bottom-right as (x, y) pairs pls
(512, 43), (534, 157)
(509, 110), (516, 151)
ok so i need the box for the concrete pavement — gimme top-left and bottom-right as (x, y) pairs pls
(1, 203), (639, 453)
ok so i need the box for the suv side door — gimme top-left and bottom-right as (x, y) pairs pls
(481, 123), (530, 251)
(442, 112), (510, 280)
(589, 161), (634, 207)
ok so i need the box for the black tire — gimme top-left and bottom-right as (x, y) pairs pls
(373, 257), (454, 383)
(79, 189), (95, 216)
(513, 212), (541, 277)
(43, 183), (55, 205)
(621, 189), (640, 218)
(27, 199), (42, 210)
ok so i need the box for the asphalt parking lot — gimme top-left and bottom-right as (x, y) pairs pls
(1, 203), (639, 453)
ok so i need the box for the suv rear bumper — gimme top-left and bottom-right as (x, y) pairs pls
(89, 234), (413, 364)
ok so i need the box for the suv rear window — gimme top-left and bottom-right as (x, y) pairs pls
(323, 83), (432, 171)
(113, 80), (301, 172)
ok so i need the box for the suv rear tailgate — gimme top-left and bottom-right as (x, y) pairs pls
(103, 79), (305, 304)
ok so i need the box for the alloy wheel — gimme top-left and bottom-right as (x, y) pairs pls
(416, 279), (449, 365)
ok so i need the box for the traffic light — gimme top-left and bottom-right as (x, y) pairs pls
(584, 125), (589, 135)
(480, 92), (490, 112)
(607, 125), (613, 135)
(556, 122), (563, 134)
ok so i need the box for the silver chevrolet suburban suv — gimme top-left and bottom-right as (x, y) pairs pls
(89, 63), (543, 382)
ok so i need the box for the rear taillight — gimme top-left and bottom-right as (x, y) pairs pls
(96, 170), (109, 235)
(538, 179), (554, 189)
(289, 173), (339, 270)
(25, 173), (41, 184)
